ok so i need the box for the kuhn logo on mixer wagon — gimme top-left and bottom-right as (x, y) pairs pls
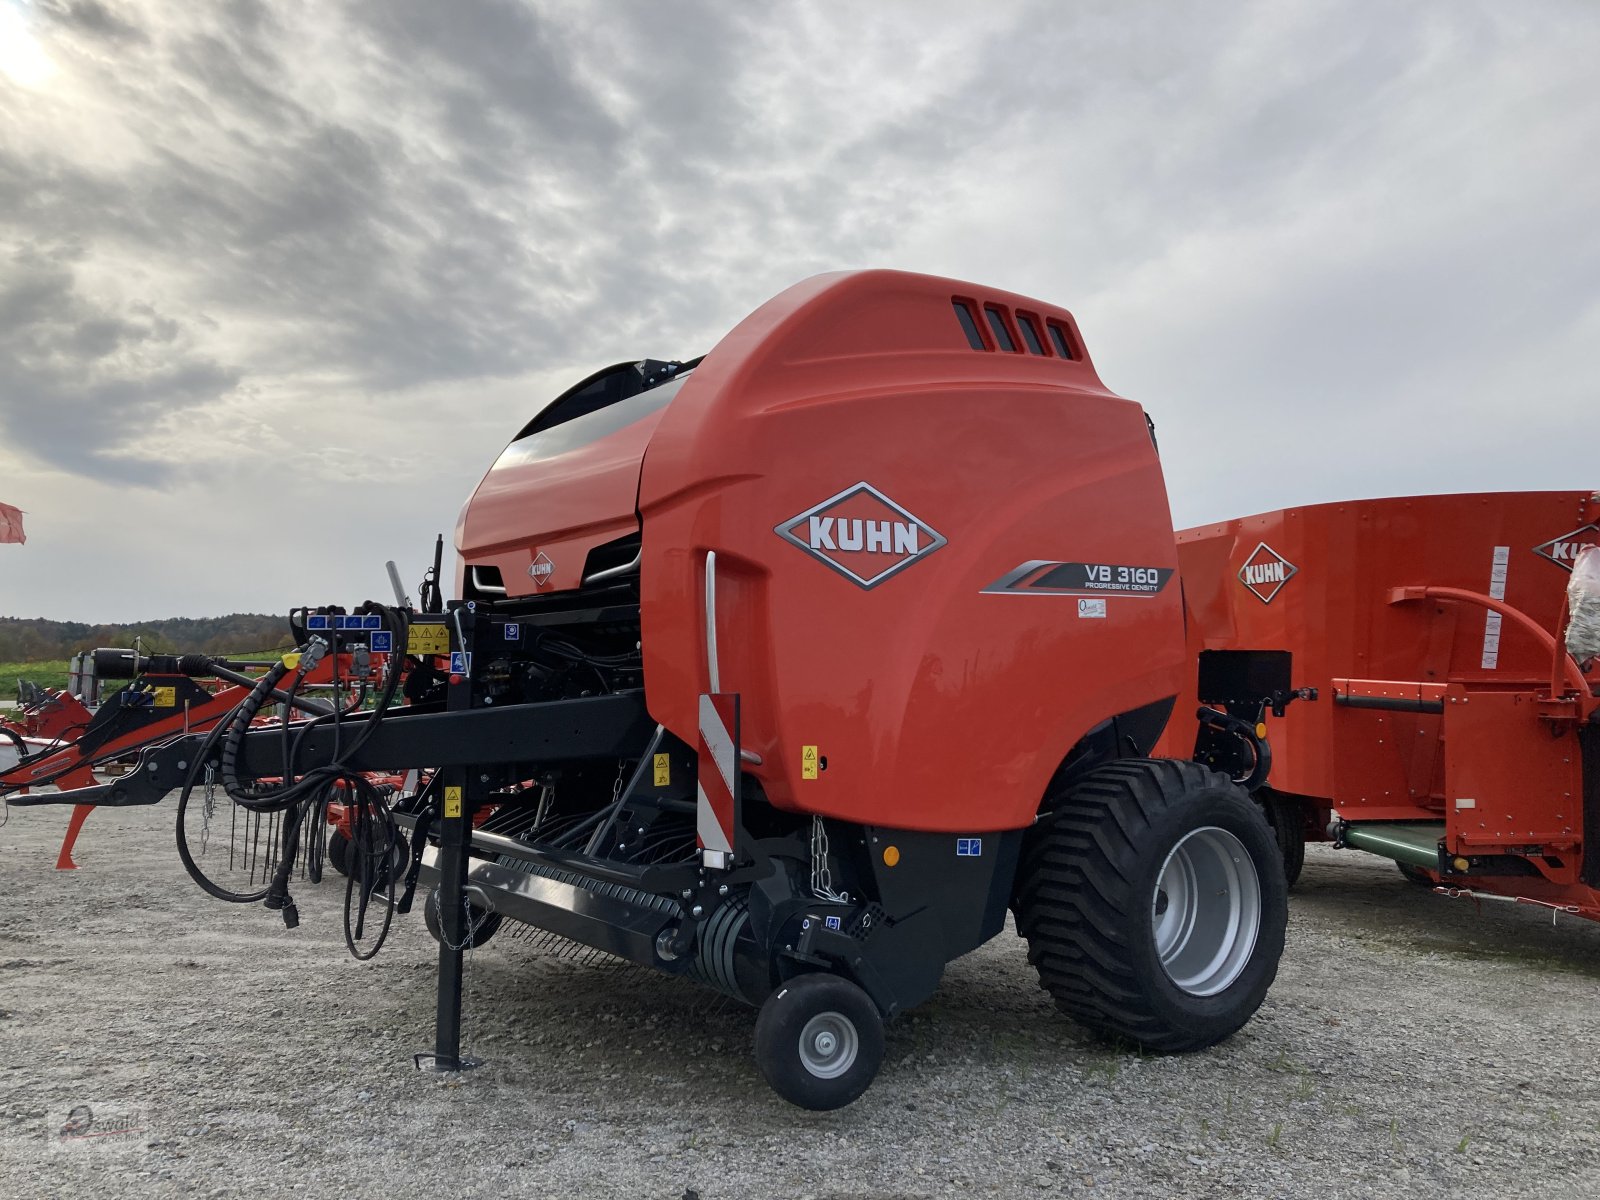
(1237, 542), (1299, 604)
(1533, 524), (1600, 570)
(775, 482), (947, 589)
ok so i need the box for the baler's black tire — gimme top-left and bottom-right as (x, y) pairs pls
(1014, 758), (1288, 1053)
(1262, 792), (1306, 886)
(326, 828), (351, 877)
(422, 886), (503, 948)
(1397, 861), (1436, 888)
(754, 974), (885, 1111)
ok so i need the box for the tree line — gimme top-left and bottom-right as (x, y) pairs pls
(0, 614), (295, 662)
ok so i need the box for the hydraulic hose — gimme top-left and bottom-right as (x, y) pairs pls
(197, 603), (411, 950)
(175, 706), (269, 903)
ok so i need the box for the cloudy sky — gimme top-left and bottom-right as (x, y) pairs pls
(1, 0), (1596, 622)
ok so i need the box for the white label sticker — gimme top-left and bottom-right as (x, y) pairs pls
(1481, 546), (1509, 669)
(1077, 598), (1107, 619)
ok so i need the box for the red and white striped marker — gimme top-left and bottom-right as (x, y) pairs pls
(696, 693), (740, 869)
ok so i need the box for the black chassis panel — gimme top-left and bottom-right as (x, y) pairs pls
(13, 692), (656, 808)
(413, 843), (682, 970)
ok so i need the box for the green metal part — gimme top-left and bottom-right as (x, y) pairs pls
(1341, 822), (1443, 869)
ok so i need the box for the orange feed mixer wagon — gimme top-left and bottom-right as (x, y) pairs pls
(1158, 492), (1600, 917)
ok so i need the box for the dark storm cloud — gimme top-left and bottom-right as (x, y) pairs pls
(362, 0), (626, 162)
(9, 0), (820, 416)
(37, 0), (147, 44)
(3, 0), (1018, 487)
(3, 0), (1596, 512)
(0, 3), (610, 476)
(0, 242), (238, 481)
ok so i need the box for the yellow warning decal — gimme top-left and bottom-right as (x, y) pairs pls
(281, 652), (301, 670)
(408, 624), (451, 656)
(444, 786), (463, 818)
(152, 686), (176, 708)
(653, 753), (672, 787)
(801, 744), (819, 780)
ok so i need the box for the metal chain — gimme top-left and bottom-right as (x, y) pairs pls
(426, 884), (494, 1051)
(428, 885), (489, 952)
(199, 763), (217, 857)
(810, 815), (850, 903)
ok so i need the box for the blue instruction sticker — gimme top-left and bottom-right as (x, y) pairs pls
(306, 614), (329, 630)
(363, 615), (383, 630)
(449, 651), (471, 675)
(370, 630), (393, 654)
(825, 915), (842, 931)
(504, 623), (521, 641)
(956, 838), (983, 857)
(337, 615), (362, 630)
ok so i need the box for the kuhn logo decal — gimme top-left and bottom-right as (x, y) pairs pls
(1238, 542), (1298, 604)
(1533, 524), (1600, 571)
(527, 552), (555, 587)
(775, 483), (946, 589)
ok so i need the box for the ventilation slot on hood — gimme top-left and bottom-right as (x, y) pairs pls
(465, 565), (506, 600)
(582, 532), (643, 585)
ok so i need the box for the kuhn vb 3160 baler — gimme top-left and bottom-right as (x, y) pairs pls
(12, 271), (1288, 1109)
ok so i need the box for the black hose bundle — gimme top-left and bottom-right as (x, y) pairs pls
(340, 773), (399, 960)
(174, 603), (411, 957)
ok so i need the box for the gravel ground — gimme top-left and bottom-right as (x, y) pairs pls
(4, 800), (1600, 1200)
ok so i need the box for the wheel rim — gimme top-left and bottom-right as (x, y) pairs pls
(1151, 826), (1261, 997)
(797, 1011), (859, 1079)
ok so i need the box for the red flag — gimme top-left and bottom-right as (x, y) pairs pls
(0, 502), (25, 545)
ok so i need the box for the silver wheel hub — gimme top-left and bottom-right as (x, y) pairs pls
(1151, 826), (1262, 997)
(798, 1011), (858, 1079)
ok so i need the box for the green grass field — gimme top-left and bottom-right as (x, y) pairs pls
(1, 659), (72, 694)
(3, 650), (292, 701)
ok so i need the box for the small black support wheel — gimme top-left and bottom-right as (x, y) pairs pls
(753, 974), (885, 1110)
(1014, 758), (1288, 1054)
(1261, 791), (1307, 886)
(326, 829), (351, 877)
(342, 830), (408, 892)
(1397, 861), (1437, 888)
(422, 886), (503, 948)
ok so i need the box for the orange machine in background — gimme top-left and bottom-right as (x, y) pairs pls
(1160, 491), (1600, 917)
